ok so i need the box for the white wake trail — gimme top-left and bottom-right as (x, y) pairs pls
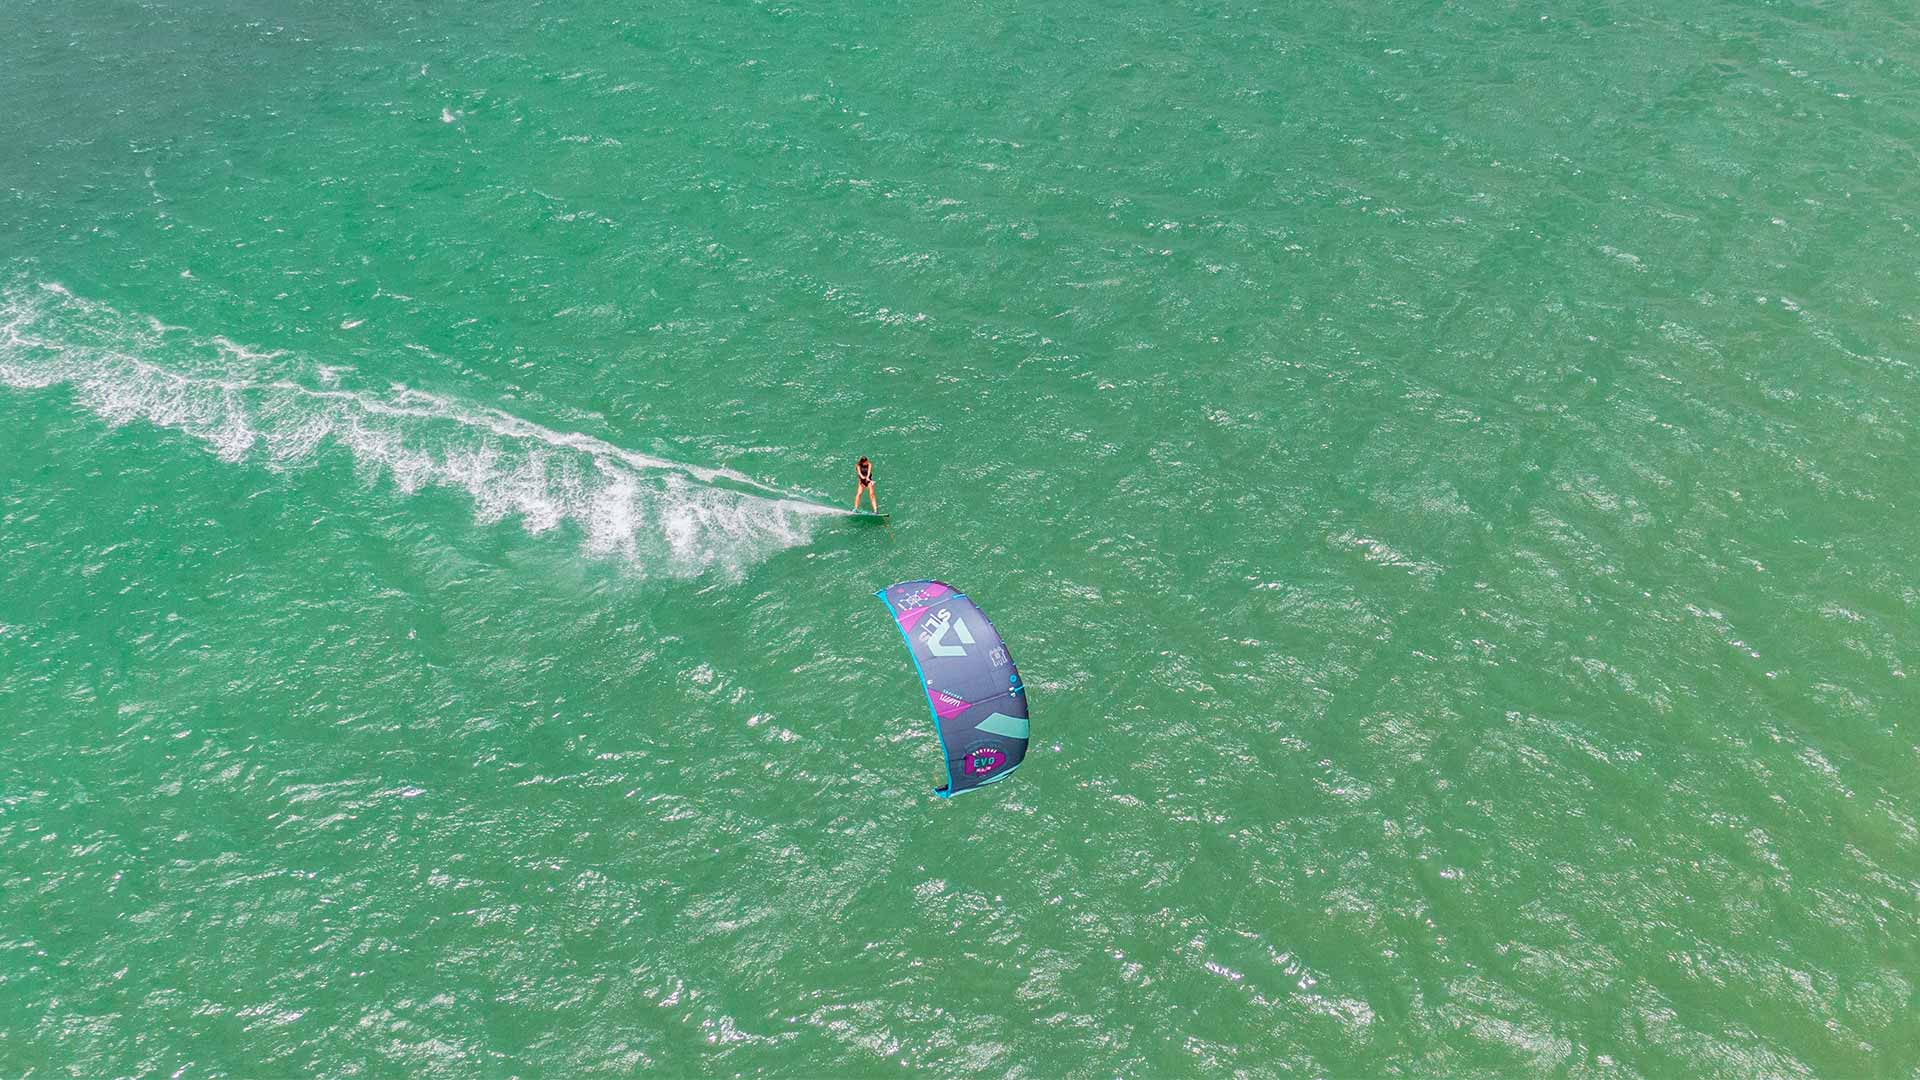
(0, 282), (837, 577)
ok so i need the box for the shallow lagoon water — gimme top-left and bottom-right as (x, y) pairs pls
(2, 0), (1916, 1074)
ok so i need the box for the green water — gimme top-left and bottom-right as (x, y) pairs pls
(4, 0), (1917, 1075)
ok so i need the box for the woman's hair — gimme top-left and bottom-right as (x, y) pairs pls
(858, 456), (870, 465)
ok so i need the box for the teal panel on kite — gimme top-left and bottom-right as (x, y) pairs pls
(876, 580), (1029, 797)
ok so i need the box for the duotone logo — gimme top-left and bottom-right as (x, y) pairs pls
(920, 607), (976, 657)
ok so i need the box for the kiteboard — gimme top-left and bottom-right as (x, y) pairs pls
(850, 511), (890, 524)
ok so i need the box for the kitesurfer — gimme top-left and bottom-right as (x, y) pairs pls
(854, 456), (879, 513)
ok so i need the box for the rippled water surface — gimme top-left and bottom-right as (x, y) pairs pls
(3, 0), (1917, 1075)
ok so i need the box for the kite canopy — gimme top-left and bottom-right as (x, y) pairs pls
(876, 580), (1029, 797)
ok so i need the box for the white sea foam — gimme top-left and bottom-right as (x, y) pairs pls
(0, 283), (836, 576)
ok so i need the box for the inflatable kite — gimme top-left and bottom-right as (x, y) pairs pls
(875, 580), (1030, 797)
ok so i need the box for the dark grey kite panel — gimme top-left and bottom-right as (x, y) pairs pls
(877, 580), (1029, 797)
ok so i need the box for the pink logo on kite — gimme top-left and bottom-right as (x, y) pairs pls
(961, 747), (1006, 776)
(932, 691), (972, 720)
(896, 583), (953, 610)
(896, 605), (933, 634)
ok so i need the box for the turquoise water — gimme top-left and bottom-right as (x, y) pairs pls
(4, 0), (1917, 1074)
